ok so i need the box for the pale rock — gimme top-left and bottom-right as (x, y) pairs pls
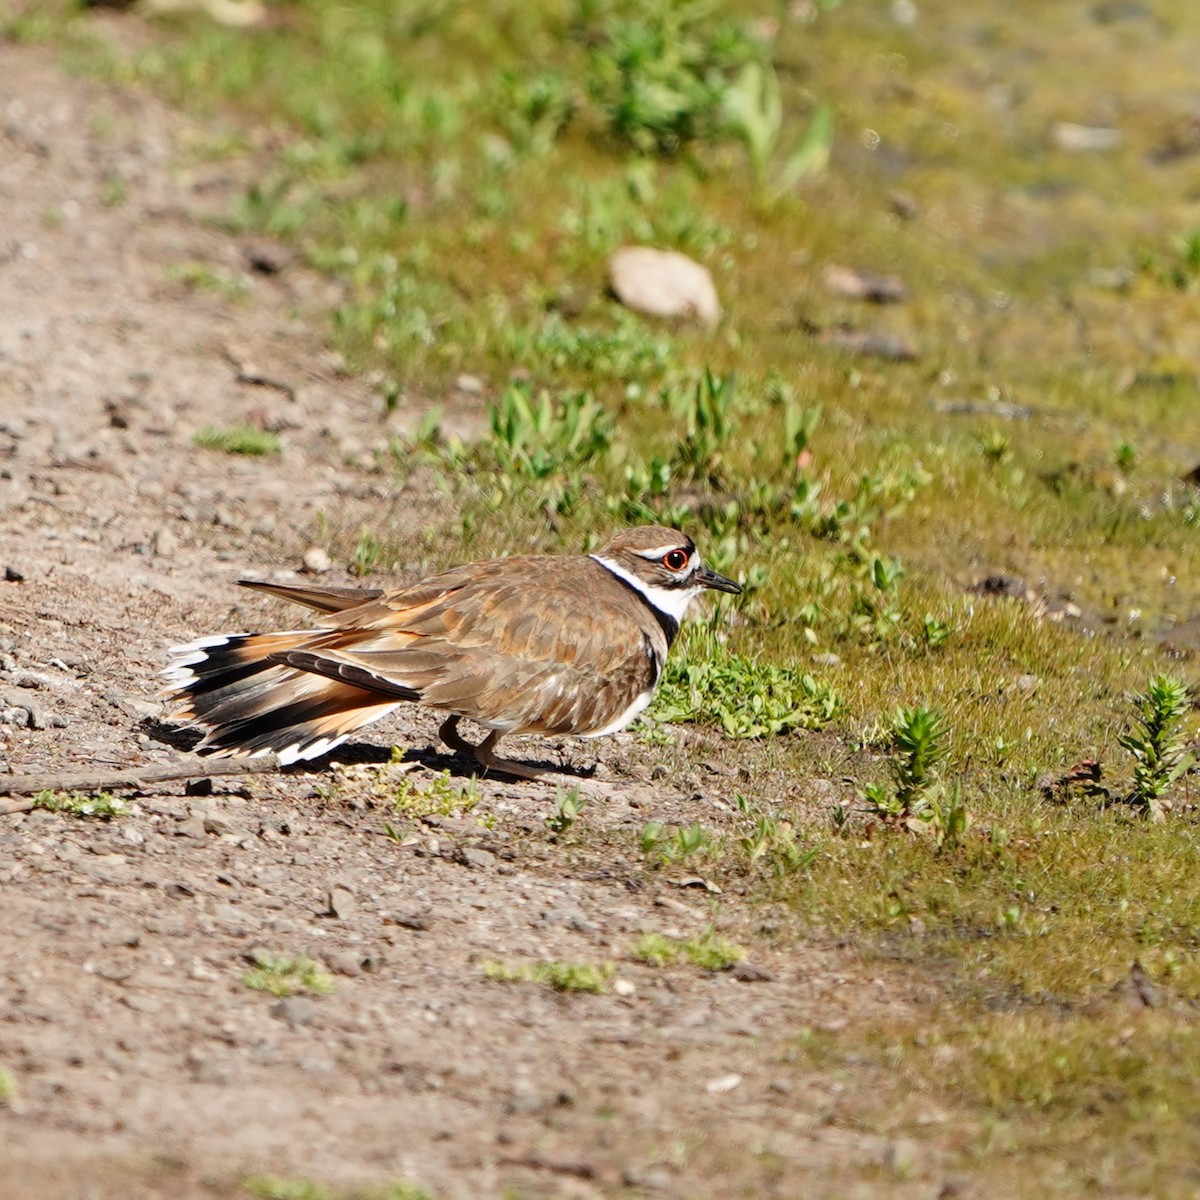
(608, 246), (720, 327)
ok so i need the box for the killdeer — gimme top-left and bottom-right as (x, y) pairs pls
(162, 526), (741, 779)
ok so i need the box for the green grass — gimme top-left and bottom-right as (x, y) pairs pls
(482, 958), (613, 994)
(32, 790), (128, 818)
(20, 0), (1200, 1191)
(631, 929), (744, 971)
(193, 423), (282, 456)
(243, 1176), (431, 1200)
(647, 620), (843, 738)
(242, 951), (335, 998)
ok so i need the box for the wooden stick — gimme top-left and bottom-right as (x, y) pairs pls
(0, 755), (282, 804)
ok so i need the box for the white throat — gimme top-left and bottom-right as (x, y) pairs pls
(591, 554), (701, 624)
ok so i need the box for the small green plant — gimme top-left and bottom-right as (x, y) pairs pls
(101, 171), (126, 207)
(666, 369), (739, 485)
(166, 259), (249, 299)
(1114, 441), (1138, 473)
(392, 769), (480, 818)
(921, 613), (951, 649)
(482, 958), (612, 993)
(193, 423), (282, 456)
(32, 790), (128, 819)
(0, 1069), (16, 1105)
(494, 69), (575, 154)
(498, 312), (675, 383)
(979, 430), (1011, 463)
(487, 381), (613, 480)
(722, 61), (833, 196)
(243, 950), (335, 998)
(733, 792), (815, 873)
(350, 529), (383, 577)
(640, 820), (716, 864)
(648, 623), (842, 738)
(1119, 674), (1195, 818)
(631, 927), (744, 970)
(243, 1176), (431, 1200)
(861, 707), (969, 846)
(581, 0), (760, 155)
(546, 785), (587, 836)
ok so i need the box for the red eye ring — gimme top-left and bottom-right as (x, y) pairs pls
(663, 549), (689, 571)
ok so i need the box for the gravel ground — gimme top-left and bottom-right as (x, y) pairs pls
(0, 40), (945, 1200)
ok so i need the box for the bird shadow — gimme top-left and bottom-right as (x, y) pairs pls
(139, 717), (593, 784)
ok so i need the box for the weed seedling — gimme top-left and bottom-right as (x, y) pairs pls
(391, 770), (480, 818)
(243, 951), (335, 998)
(649, 622), (841, 738)
(482, 959), (612, 993)
(861, 706), (970, 846)
(32, 790), (127, 819)
(640, 820), (716, 865)
(631, 927), (744, 971)
(193, 423), (282, 456)
(350, 529), (383, 576)
(546, 785), (587, 836)
(734, 792), (815, 873)
(1119, 674), (1195, 818)
(0, 1069), (16, 1105)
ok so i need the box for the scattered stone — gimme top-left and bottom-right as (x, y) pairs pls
(889, 190), (920, 220)
(1012, 673), (1040, 695)
(301, 547), (332, 574)
(4, 564), (25, 583)
(386, 910), (431, 931)
(811, 652), (842, 668)
(152, 525), (178, 558)
(241, 237), (293, 274)
(0, 691), (52, 729)
(613, 978), (636, 998)
(121, 992), (162, 1015)
(883, 1138), (919, 1176)
(1052, 122), (1120, 152)
(732, 961), (774, 983)
(608, 246), (720, 327)
(969, 573), (1031, 602)
(822, 264), (908, 304)
(623, 1166), (673, 1191)
(817, 326), (917, 362)
(323, 950), (365, 977)
(174, 816), (208, 840)
(457, 846), (497, 871)
(271, 996), (318, 1027)
(327, 886), (355, 920)
(705, 1073), (743, 1094)
(454, 374), (484, 395)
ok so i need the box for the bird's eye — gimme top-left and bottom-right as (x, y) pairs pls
(663, 549), (689, 571)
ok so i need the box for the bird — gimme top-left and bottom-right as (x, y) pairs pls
(161, 525), (741, 779)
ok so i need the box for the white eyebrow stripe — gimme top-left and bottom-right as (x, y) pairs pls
(632, 545), (692, 560)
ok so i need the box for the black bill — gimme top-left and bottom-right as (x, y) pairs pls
(696, 564), (742, 594)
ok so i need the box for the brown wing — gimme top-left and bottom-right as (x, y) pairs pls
(271, 556), (663, 735)
(238, 579), (385, 614)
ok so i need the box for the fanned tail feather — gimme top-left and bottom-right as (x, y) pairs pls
(161, 631), (401, 764)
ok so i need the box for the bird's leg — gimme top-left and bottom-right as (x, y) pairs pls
(439, 715), (553, 781)
(438, 715), (475, 758)
(473, 731), (554, 781)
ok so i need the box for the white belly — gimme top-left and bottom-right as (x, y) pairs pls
(581, 690), (655, 738)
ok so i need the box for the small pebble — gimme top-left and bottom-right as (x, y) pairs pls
(301, 547), (332, 574)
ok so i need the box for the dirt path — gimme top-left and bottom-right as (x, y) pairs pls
(0, 44), (937, 1200)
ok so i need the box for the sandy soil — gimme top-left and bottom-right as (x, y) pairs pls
(0, 41), (948, 1200)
